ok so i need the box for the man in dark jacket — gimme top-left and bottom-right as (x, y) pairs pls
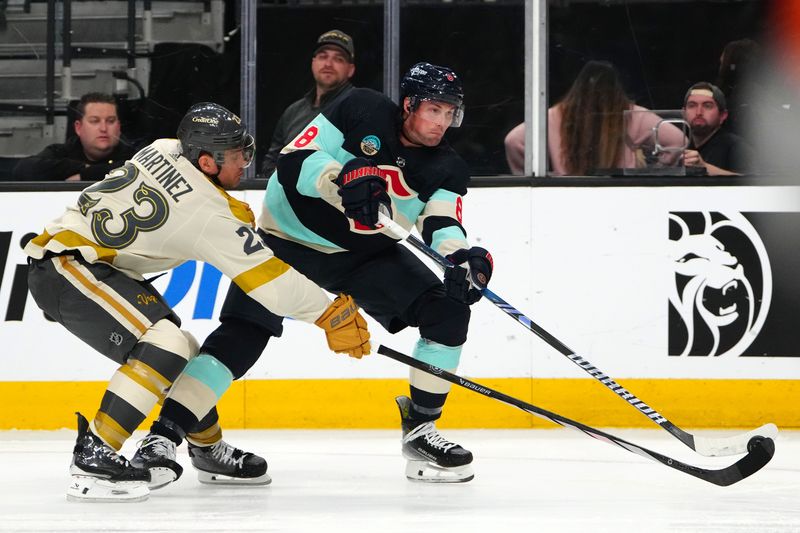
(12, 92), (136, 181)
(259, 29), (356, 177)
(682, 82), (755, 176)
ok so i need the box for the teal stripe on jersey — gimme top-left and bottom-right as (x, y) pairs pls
(182, 353), (233, 399)
(264, 178), (342, 250)
(294, 112), (354, 186)
(306, 113), (348, 158)
(296, 151), (340, 198)
(427, 188), (467, 251)
(412, 338), (463, 369)
(392, 196), (425, 225)
(429, 188), (460, 204)
(430, 225), (467, 255)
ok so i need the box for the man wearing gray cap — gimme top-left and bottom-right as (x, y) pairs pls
(682, 81), (754, 176)
(260, 29), (356, 177)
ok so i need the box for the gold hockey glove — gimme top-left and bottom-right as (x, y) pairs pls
(314, 294), (371, 358)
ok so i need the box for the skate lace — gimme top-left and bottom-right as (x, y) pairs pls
(137, 434), (176, 459)
(210, 441), (244, 468)
(406, 422), (457, 452)
(97, 443), (128, 466)
(86, 435), (127, 466)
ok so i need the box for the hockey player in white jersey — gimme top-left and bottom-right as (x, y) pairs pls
(24, 102), (371, 502)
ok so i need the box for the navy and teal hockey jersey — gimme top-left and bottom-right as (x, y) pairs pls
(258, 88), (471, 258)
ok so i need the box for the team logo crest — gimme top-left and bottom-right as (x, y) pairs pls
(668, 211), (771, 357)
(360, 135), (381, 156)
(109, 332), (124, 346)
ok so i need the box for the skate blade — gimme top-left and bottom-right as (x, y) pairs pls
(196, 470), (272, 486)
(405, 460), (474, 483)
(67, 475), (149, 502)
(147, 466), (181, 490)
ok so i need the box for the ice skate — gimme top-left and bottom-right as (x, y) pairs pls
(67, 412), (150, 502)
(189, 440), (271, 485)
(395, 396), (474, 483)
(131, 434), (183, 490)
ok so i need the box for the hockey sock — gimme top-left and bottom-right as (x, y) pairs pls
(412, 338), (462, 369)
(92, 320), (195, 450)
(157, 353), (233, 440)
(408, 338), (463, 421)
(150, 418), (185, 445)
(187, 408), (223, 447)
(408, 386), (449, 422)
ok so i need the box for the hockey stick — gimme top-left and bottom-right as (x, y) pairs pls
(377, 344), (774, 487)
(377, 213), (778, 457)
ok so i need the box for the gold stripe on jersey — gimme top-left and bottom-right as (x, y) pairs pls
(119, 360), (169, 398)
(92, 411), (130, 450)
(232, 257), (291, 293)
(54, 256), (149, 336)
(28, 230), (52, 249)
(31, 230), (118, 263)
(217, 186), (255, 226)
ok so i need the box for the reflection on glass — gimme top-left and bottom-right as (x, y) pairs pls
(623, 109), (689, 176)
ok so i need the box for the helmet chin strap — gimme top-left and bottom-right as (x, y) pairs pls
(208, 171), (222, 187)
(192, 153), (223, 187)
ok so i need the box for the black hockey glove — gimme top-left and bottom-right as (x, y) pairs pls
(336, 157), (392, 228)
(444, 247), (494, 305)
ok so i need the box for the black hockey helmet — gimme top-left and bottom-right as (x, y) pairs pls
(400, 62), (464, 127)
(177, 102), (255, 168)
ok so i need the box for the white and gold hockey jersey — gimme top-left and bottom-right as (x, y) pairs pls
(24, 138), (329, 323)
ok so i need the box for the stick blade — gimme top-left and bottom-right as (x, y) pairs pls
(694, 423), (779, 457)
(706, 436), (776, 487)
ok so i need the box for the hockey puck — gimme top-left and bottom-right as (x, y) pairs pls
(747, 436), (764, 453)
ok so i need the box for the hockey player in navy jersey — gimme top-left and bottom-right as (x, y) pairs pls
(135, 62), (493, 484)
(24, 102), (371, 501)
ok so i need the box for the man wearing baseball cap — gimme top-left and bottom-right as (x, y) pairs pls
(682, 81), (754, 175)
(260, 29), (356, 177)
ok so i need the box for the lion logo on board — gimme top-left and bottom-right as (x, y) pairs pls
(668, 211), (771, 357)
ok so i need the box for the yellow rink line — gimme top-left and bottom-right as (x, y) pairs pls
(0, 378), (796, 430)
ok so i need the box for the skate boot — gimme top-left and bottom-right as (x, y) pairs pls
(67, 412), (150, 502)
(395, 396), (474, 483)
(188, 440), (271, 485)
(131, 434), (183, 490)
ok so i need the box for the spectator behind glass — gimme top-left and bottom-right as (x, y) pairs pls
(259, 29), (356, 177)
(550, 61), (688, 175)
(503, 122), (525, 175)
(682, 82), (755, 176)
(716, 38), (762, 136)
(12, 92), (136, 181)
(505, 61), (686, 176)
